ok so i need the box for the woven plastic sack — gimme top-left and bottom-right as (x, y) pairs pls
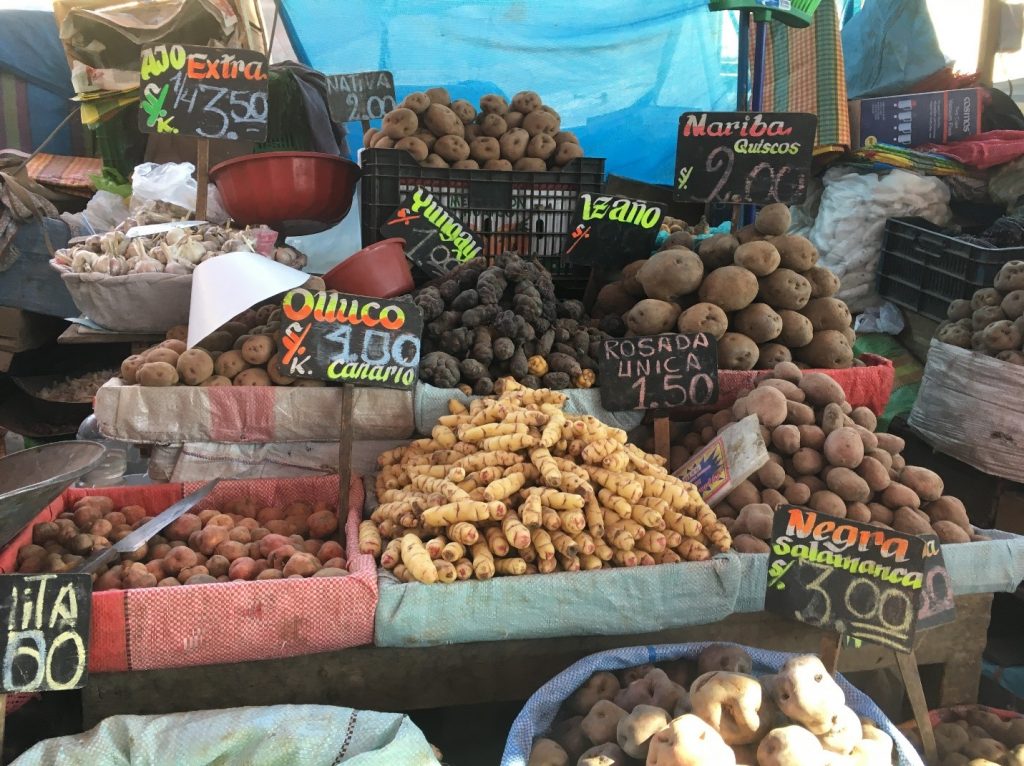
(12, 704), (442, 766)
(501, 643), (924, 766)
(0, 476), (376, 673)
(910, 340), (1024, 482)
(95, 379), (415, 444)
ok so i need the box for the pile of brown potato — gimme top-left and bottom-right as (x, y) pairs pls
(904, 707), (1024, 766)
(677, 362), (983, 553)
(15, 495), (347, 588)
(593, 205), (858, 371)
(528, 645), (894, 766)
(934, 260), (1024, 365)
(119, 301), (317, 388)
(366, 87), (584, 171)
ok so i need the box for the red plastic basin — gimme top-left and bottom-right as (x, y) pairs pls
(209, 151), (360, 234)
(323, 238), (413, 298)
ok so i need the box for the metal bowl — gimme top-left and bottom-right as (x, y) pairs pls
(0, 441), (106, 549)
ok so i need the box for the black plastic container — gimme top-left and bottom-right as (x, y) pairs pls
(877, 217), (1024, 322)
(359, 149), (606, 293)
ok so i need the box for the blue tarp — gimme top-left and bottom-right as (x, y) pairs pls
(280, 0), (736, 185)
(842, 0), (946, 99)
(0, 10), (80, 155)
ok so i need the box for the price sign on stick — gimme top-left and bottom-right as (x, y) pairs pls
(673, 112), (817, 205)
(276, 288), (423, 534)
(138, 44), (268, 221)
(765, 505), (927, 653)
(325, 71), (397, 123)
(1, 573), (91, 694)
(275, 288), (423, 388)
(916, 533), (957, 631)
(138, 45), (269, 142)
(598, 333), (718, 412)
(564, 193), (665, 268)
(380, 188), (483, 277)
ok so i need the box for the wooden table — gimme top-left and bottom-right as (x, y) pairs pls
(82, 594), (992, 726)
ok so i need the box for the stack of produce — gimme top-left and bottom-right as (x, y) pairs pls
(593, 205), (858, 370)
(904, 707), (1024, 765)
(416, 252), (610, 392)
(659, 216), (709, 239)
(115, 286), (326, 388)
(528, 645), (894, 766)
(14, 496), (346, 587)
(367, 87), (584, 170)
(37, 370), (117, 401)
(362, 378), (732, 583)
(933, 260), (1024, 365)
(683, 362), (981, 553)
(51, 221), (306, 276)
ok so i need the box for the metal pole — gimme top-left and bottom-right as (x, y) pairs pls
(752, 20), (769, 111)
(736, 11), (750, 111)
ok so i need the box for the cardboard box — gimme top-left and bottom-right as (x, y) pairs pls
(849, 88), (983, 148)
(0, 308), (66, 352)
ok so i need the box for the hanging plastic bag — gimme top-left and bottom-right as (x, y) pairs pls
(854, 302), (905, 335)
(130, 162), (196, 214)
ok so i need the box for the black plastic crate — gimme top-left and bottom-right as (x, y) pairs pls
(877, 217), (1024, 322)
(360, 149), (605, 290)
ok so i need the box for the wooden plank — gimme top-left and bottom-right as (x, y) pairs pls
(899, 309), (940, 364)
(81, 594), (992, 726)
(58, 323), (164, 346)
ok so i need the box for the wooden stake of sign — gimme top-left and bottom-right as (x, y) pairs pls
(654, 415), (671, 464)
(337, 384), (355, 539)
(195, 139), (210, 221)
(819, 631), (842, 675)
(818, 631), (938, 765)
(896, 650), (939, 765)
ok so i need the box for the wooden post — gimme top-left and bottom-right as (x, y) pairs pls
(896, 650), (939, 765)
(0, 692), (6, 753)
(337, 384), (355, 541)
(195, 139), (210, 220)
(653, 415), (671, 464)
(819, 631), (842, 676)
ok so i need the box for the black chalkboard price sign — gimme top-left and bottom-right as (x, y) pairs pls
(765, 505), (927, 653)
(673, 112), (817, 205)
(1, 573), (91, 693)
(275, 288), (423, 389)
(564, 193), (665, 268)
(325, 71), (397, 123)
(598, 333), (718, 411)
(916, 534), (956, 631)
(380, 187), (483, 277)
(138, 44), (269, 141)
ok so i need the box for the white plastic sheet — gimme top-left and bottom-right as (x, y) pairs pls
(794, 168), (951, 312)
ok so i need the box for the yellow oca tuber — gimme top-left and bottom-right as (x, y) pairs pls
(369, 378), (730, 582)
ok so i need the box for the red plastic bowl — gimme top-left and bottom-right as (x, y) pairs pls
(209, 151), (360, 234)
(323, 238), (413, 298)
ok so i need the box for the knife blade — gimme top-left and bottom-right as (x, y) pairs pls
(75, 479), (220, 575)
